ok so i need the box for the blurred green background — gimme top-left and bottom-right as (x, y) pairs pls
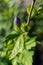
(0, 0), (43, 65)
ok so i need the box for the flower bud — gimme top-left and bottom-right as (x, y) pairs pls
(14, 16), (21, 27)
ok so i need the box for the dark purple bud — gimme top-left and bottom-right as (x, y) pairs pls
(14, 16), (21, 27)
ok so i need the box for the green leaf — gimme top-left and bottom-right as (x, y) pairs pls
(25, 37), (36, 50)
(27, 5), (31, 15)
(21, 50), (34, 65)
(9, 35), (24, 60)
(12, 57), (18, 65)
(5, 32), (20, 43)
(21, 22), (31, 32)
(14, 24), (22, 33)
(27, 5), (36, 16)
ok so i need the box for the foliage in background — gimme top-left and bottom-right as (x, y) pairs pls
(0, 0), (43, 65)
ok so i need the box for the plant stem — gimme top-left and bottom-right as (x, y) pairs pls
(26, 0), (36, 26)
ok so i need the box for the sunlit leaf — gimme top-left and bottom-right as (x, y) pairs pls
(21, 50), (34, 65)
(25, 37), (36, 50)
(27, 5), (31, 15)
(9, 35), (24, 60)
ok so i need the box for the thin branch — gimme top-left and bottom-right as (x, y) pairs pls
(26, 0), (36, 26)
